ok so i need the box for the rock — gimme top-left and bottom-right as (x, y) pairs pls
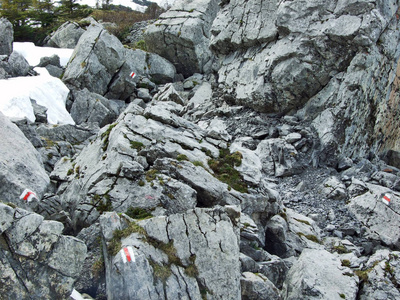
(38, 54), (61, 68)
(70, 88), (118, 128)
(264, 209), (322, 258)
(282, 249), (359, 300)
(45, 21), (86, 49)
(347, 182), (400, 249)
(0, 17), (13, 56)
(5, 51), (31, 77)
(144, 0), (220, 77)
(319, 176), (348, 200)
(62, 22), (126, 95)
(241, 272), (282, 300)
(154, 83), (185, 105)
(36, 123), (96, 146)
(101, 206), (241, 300)
(137, 88), (152, 101)
(0, 112), (49, 206)
(0, 204), (87, 299)
(358, 249), (400, 300)
(44, 64), (64, 78)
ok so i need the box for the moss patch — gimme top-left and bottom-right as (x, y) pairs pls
(101, 123), (117, 151)
(146, 169), (158, 182)
(130, 141), (144, 151)
(125, 207), (152, 220)
(208, 148), (248, 193)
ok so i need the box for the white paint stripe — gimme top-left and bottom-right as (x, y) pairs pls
(27, 193), (36, 202)
(128, 246), (135, 262)
(19, 189), (30, 199)
(70, 289), (85, 300)
(120, 249), (127, 263)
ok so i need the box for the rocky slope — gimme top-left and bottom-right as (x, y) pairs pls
(1, 0), (400, 298)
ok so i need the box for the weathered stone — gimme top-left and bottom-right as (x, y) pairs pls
(70, 88), (118, 128)
(347, 182), (400, 249)
(282, 248), (359, 300)
(62, 22), (126, 95)
(0, 206), (87, 299)
(319, 176), (348, 200)
(45, 21), (86, 49)
(0, 112), (49, 206)
(241, 272), (281, 300)
(102, 206), (241, 300)
(144, 0), (220, 77)
(0, 17), (13, 56)
(7, 51), (31, 77)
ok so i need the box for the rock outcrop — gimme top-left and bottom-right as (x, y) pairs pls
(0, 112), (49, 206)
(45, 21), (86, 49)
(144, 0), (220, 77)
(0, 17), (13, 56)
(0, 203), (87, 299)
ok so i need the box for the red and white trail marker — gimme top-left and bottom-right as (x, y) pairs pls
(130, 71), (136, 79)
(19, 189), (37, 202)
(382, 193), (391, 205)
(120, 246), (135, 263)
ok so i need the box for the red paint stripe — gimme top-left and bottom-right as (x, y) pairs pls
(383, 195), (391, 202)
(123, 247), (132, 262)
(130, 72), (135, 78)
(23, 191), (34, 201)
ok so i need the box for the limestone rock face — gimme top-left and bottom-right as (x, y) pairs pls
(101, 206), (241, 300)
(144, 0), (220, 77)
(62, 22), (126, 95)
(0, 17), (13, 56)
(0, 112), (49, 206)
(45, 21), (86, 49)
(347, 182), (400, 249)
(282, 249), (359, 300)
(0, 203), (87, 299)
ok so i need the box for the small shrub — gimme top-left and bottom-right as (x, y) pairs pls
(333, 244), (350, 254)
(192, 161), (205, 168)
(125, 207), (152, 220)
(67, 168), (74, 176)
(92, 257), (105, 278)
(341, 259), (351, 267)
(177, 154), (189, 161)
(130, 141), (144, 151)
(146, 169), (158, 182)
(149, 259), (172, 283)
(133, 40), (148, 51)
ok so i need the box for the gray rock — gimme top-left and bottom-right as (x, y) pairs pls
(101, 206), (241, 300)
(45, 21), (86, 49)
(0, 112), (49, 206)
(38, 54), (61, 68)
(5, 51), (31, 77)
(0, 204), (87, 299)
(0, 17), (13, 56)
(347, 182), (400, 249)
(144, 0), (220, 77)
(319, 176), (348, 200)
(62, 22), (126, 95)
(137, 88), (152, 101)
(282, 248), (359, 300)
(241, 272), (282, 300)
(45, 64), (64, 78)
(358, 249), (400, 300)
(36, 123), (96, 145)
(70, 88), (118, 128)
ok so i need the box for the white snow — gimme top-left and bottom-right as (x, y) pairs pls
(0, 42), (75, 125)
(13, 42), (74, 67)
(0, 68), (75, 125)
(76, 0), (176, 11)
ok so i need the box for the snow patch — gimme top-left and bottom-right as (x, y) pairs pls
(13, 42), (74, 67)
(0, 68), (74, 125)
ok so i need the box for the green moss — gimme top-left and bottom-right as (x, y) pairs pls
(146, 169), (158, 182)
(108, 221), (147, 256)
(133, 39), (148, 51)
(192, 161), (205, 168)
(208, 148), (248, 193)
(94, 194), (113, 214)
(92, 256), (105, 278)
(125, 207), (152, 220)
(67, 168), (74, 176)
(101, 123), (117, 151)
(130, 141), (144, 151)
(333, 245), (350, 254)
(293, 218), (311, 225)
(138, 180), (145, 186)
(296, 232), (320, 244)
(177, 154), (189, 161)
(184, 255), (199, 277)
(341, 259), (351, 267)
(355, 269), (370, 282)
(6, 202), (16, 209)
(384, 261), (395, 275)
(81, 61), (86, 68)
(339, 294), (346, 299)
(149, 259), (172, 283)
(279, 212), (288, 221)
(201, 147), (212, 157)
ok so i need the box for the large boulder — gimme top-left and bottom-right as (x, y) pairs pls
(62, 22), (126, 95)
(45, 21), (86, 49)
(0, 112), (49, 206)
(101, 206), (241, 300)
(0, 203), (87, 299)
(282, 248), (359, 299)
(347, 182), (400, 249)
(0, 17), (13, 56)
(144, 0), (220, 77)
